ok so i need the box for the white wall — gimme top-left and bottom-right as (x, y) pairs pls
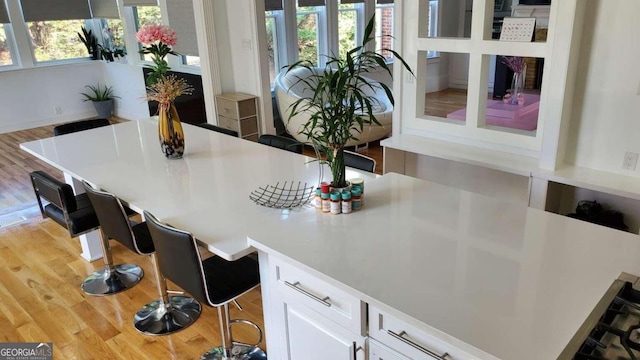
(565, 0), (640, 177)
(103, 62), (149, 121)
(0, 61), (105, 133)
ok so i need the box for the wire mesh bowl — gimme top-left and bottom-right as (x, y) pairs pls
(249, 143), (323, 209)
(249, 181), (316, 209)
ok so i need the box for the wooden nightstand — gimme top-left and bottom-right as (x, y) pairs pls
(215, 92), (260, 141)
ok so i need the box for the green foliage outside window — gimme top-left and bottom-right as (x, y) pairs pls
(28, 20), (87, 62)
(0, 25), (11, 66)
(297, 12), (318, 65)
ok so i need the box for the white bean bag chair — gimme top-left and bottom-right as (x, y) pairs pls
(275, 67), (393, 147)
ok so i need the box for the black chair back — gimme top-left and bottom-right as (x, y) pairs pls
(29, 171), (99, 237)
(83, 182), (152, 255)
(258, 134), (303, 154)
(53, 119), (110, 136)
(344, 150), (376, 173)
(143, 211), (210, 305)
(30, 171), (77, 213)
(195, 123), (239, 137)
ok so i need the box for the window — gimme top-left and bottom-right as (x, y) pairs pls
(132, 6), (161, 61)
(96, 18), (126, 60)
(427, 0), (438, 57)
(428, 0), (438, 37)
(338, 3), (359, 60)
(182, 55), (200, 67)
(27, 19), (91, 62)
(375, 3), (394, 62)
(0, 23), (15, 66)
(265, 10), (281, 85)
(296, 5), (322, 66)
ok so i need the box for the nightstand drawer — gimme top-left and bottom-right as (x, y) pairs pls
(217, 115), (239, 132)
(215, 96), (257, 119)
(218, 116), (258, 136)
(216, 98), (240, 119)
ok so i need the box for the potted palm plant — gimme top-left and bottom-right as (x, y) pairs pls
(80, 84), (119, 119)
(285, 16), (413, 188)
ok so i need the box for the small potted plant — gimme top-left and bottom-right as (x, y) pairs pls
(80, 84), (120, 119)
(285, 16), (413, 189)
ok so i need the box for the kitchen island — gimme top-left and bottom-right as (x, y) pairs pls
(20, 120), (640, 359)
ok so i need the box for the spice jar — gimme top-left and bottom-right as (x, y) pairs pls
(350, 178), (364, 206)
(314, 187), (322, 209)
(330, 191), (342, 215)
(321, 192), (331, 213)
(341, 190), (352, 214)
(351, 187), (362, 211)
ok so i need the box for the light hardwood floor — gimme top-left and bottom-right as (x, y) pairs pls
(0, 122), (266, 359)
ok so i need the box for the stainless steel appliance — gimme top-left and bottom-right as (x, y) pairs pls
(561, 274), (640, 359)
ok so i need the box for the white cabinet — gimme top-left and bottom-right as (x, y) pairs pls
(265, 255), (367, 360)
(285, 298), (366, 360)
(369, 306), (481, 360)
(369, 339), (410, 360)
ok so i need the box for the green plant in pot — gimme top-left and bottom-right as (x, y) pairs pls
(285, 16), (413, 188)
(78, 26), (100, 60)
(80, 84), (120, 119)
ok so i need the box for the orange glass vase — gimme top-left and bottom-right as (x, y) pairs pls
(158, 102), (185, 159)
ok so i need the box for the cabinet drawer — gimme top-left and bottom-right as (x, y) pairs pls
(239, 116), (258, 135)
(272, 256), (366, 336)
(369, 306), (478, 360)
(216, 97), (257, 119)
(216, 97), (240, 119)
(217, 116), (239, 132)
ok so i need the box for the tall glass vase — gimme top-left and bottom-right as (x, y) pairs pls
(158, 102), (185, 159)
(510, 65), (526, 105)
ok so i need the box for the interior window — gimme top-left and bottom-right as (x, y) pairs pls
(27, 19), (90, 62)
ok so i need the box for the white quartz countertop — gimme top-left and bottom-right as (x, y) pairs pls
(248, 173), (640, 360)
(20, 120), (640, 359)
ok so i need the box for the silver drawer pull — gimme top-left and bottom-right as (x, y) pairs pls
(284, 281), (332, 307)
(387, 330), (450, 360)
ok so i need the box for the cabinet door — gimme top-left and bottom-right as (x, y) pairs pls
(284, 300), (366, 360)
(369, 339), (410, 360)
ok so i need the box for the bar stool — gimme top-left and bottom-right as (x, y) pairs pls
(143, 211), (267, 359)
(30, 171), (100, 238)
(81, 181), (151, 296)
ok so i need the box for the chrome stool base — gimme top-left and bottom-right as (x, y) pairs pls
(200, 344), (267, 360)
(134, 296), (202, 336)
(81, 264), (143, 296)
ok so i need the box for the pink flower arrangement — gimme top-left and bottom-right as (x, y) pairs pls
(136, 25), (179, 85)
(136, 24), (177, 47)
(500, 56), (526, 74)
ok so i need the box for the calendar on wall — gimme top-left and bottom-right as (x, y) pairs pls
(499, 17), (536, 42)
